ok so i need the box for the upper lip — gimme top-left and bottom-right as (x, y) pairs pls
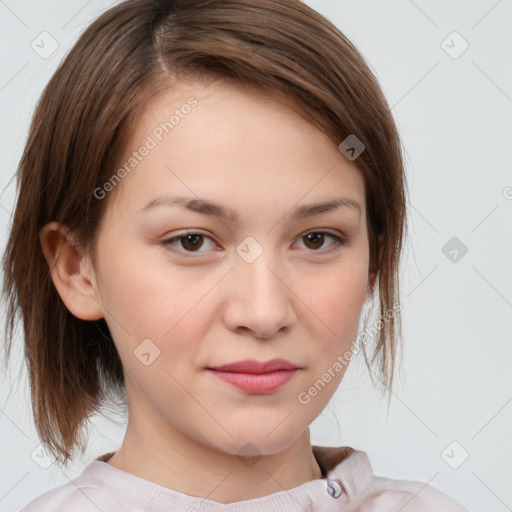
(208, 358), (300, 374)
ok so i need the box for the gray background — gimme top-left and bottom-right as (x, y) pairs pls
(1, 1), (511, 511)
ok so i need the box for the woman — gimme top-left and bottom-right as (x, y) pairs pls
(2, 0), (469, 510)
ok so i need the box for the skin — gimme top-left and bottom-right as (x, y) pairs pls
(39, 79), (377, 503)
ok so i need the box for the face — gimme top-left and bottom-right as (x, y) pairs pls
(89, 79), (370, 456)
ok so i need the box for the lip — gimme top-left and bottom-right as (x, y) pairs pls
(206, 359), (300, 394)
(208, 358), (300, 373)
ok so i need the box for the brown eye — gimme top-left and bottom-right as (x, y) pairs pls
(179, 234), (204, 252)
(298, 231), (348, 252)
(303, 232), (325, 250)
(161, 230), (348, 257)
(161, 232), (215, 254)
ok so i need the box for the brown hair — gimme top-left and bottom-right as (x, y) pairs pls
(2, 0), (407, 465)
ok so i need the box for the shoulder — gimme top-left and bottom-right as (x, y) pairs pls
(355, 473), (470, 512)
(19, 464), (123, 512)
(321, 447), (470, 512)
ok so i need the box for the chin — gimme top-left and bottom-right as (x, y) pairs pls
(202, 424), (306, 459)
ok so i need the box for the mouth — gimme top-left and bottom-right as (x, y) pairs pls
(206, 358), (301, 394)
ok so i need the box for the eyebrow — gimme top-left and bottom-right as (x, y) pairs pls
(139, 195), (361, 222)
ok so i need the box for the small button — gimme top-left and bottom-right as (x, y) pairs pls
(325, 477), (344, 498)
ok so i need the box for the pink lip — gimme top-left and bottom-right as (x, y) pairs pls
(209, 358), (300, 373)
(207, 359), (300, 394)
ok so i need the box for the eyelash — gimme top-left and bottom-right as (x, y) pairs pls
(160, 230), (349, 256)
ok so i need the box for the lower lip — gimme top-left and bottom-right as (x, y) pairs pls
(207, 369), (298, 393)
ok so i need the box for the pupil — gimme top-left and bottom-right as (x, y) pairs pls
(184, 234), (202, 250)
(306, 233), (323, 248)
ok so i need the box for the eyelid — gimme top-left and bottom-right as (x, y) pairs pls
(296, 230), (349, 252)
(161, 229), (217, 254)
(161, 229), (349, 255)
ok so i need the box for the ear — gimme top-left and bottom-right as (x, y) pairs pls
(39, 221), (104, 321)
(368, 232), (384, 296)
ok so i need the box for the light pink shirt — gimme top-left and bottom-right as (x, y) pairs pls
(20, 445), (470, 511)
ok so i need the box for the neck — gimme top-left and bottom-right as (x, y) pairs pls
(106, 384), (323, 503)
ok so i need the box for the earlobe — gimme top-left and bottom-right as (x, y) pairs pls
(39, 221), (104, 321)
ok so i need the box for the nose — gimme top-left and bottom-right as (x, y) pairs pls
(222, 249), (296, 340)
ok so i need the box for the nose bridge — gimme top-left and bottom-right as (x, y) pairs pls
(226, 236), (295, 336)
(235, 237), (285, 300)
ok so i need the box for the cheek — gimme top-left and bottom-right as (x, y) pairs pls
(330, 274), (367, 328)
(305, 260), (368, 361)
(312, 260), (367, 323)
(97, 247), (218, 367)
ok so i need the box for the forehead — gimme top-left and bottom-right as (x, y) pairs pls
(106, 79), (366, 221)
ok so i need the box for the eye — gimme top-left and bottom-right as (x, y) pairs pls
(161, 230), (349, 255)
(161, 231), (216, 254)
(295, 231), (348, 253)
